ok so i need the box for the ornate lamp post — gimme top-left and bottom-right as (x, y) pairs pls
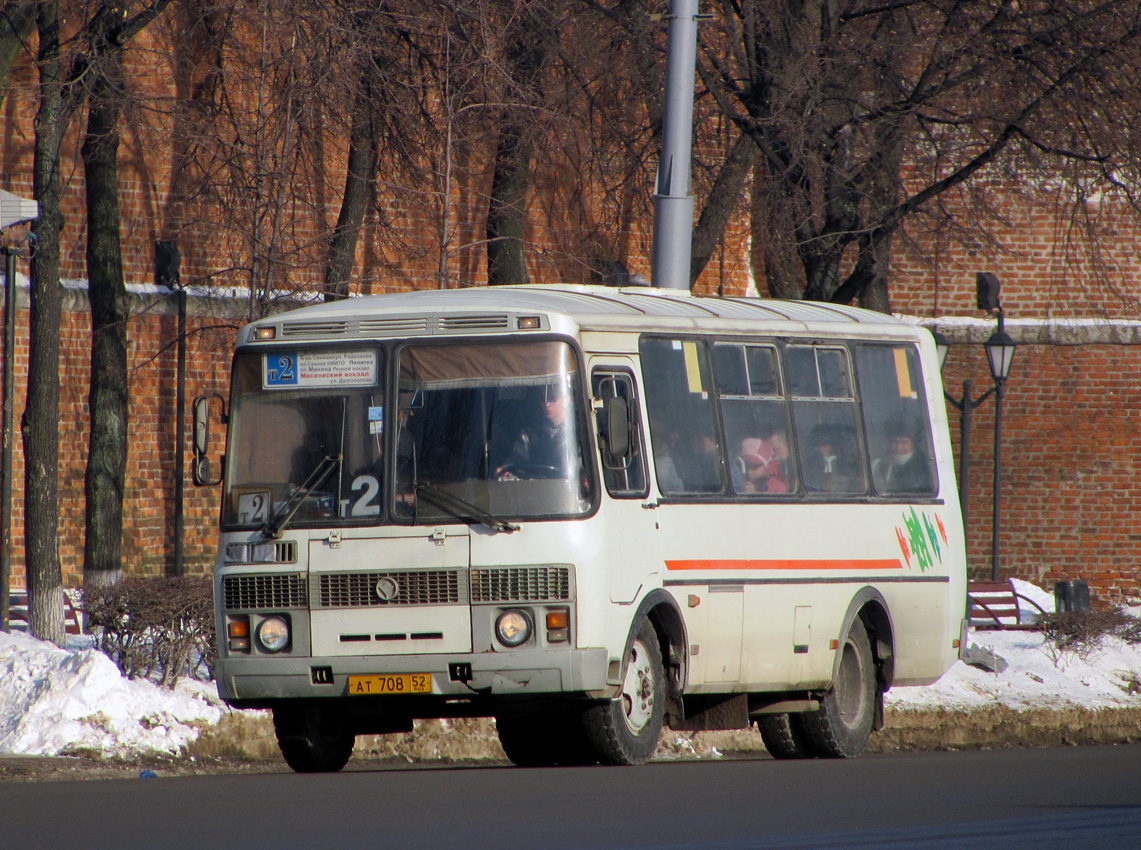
(1, 189), (39, 632)
(933, 330), (997, 534)
(933, 272), (1016, 581)
(984, 323), (1017, 580)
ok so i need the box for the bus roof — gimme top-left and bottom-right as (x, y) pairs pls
(237, 285), (921, 345)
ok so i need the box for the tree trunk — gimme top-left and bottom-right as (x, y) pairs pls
(0, 1), (35, 109)
(24, 0), (66, 645)
(324, 68), (378, 301)
(486, 127), (532, 286)
(486, 6), (547, 287)
(81, 45), (129, 589)
(690, 132), (758, 286)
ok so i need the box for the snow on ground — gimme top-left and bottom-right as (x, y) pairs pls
(0, 628), (222, 758)
(1, 580), (1139, 758)
(887, 581), (1141, 712)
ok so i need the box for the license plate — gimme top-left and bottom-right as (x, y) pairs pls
(347, 673), (432, 695)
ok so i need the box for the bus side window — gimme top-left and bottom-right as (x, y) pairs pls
(591, 371), (648, 498)
(855, 344), (937, 497)
(788, 345), (866, 496)
(639, 337), (723, 495)
(714, 342), (794, 497)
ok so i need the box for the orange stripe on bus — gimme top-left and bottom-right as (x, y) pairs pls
(664, 559), (903, 571)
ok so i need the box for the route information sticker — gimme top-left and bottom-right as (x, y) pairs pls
(263, 350), (377, 389)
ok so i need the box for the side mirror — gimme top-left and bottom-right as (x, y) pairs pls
(192, 394), (225, 486)
(192, 456), (213, 487)
(604, 396), (631, 459)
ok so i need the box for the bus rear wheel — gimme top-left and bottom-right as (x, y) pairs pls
(756, 712), (814, 759)
(800, 618), (875, 758)
(582, 619), (664, 766)
(272, 702), (355, 773)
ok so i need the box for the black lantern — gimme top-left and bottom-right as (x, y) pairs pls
(984, 330), (1016, 384)
(931, 330), (950, 372)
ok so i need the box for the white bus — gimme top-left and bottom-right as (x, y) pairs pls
(194, 284), (966, 770)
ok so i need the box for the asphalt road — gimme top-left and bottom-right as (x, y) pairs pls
(1, 745), (1139, 849)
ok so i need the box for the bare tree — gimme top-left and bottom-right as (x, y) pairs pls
(22, 0), (174, 642)
(697, 0), (1141, 308)
(83, 1), (177, 589)
(484, 1), (557, 286)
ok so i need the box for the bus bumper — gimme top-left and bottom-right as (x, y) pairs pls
(216, 647), (610, 703)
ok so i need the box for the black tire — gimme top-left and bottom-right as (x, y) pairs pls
(272, 702), (355, 773)
(756, 712), (814, 760)
(800, 617), (876, 758)
(495, 712), (598, 767)
(582, 619), (665, 766)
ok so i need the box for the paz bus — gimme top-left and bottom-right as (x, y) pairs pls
(194, 284), (966, 770)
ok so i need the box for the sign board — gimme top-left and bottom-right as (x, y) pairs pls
(263, 350), (377, 389)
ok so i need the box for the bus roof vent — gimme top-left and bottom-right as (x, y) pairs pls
(281, 320), (350, 337)
(438, 314), (511, 332)
(359, 316), (431, 335)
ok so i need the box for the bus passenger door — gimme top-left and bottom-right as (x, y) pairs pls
(590, 363), (660, 603)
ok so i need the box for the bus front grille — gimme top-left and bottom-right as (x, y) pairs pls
(223, 574), (308, 610)
(316, 570), (466, 608)
(470, 566), (572, 603)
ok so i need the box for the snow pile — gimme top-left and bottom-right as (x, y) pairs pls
(0, 628), (222, 758)
(888, 580), (1141, 711)
(1, 579), (1138, 759)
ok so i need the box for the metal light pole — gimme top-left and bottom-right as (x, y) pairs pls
(650, 0), (700, 291)
(1, 190), (38, 632)
(1, 246), (18, 632)
(933, 271), (1016, 581)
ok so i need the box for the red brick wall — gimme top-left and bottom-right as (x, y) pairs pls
(936, 334), (1141, 606)
(0, 285), (239, 586)
(4, 28), (1141, 608)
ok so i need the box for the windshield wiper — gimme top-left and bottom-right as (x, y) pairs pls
(261, 454), (341, 539)
(414, 482), (518, 534)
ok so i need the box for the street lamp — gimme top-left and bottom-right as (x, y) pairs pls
(933, 272), (1017, 582)
(933, 330), (997, 538)
(1, 189), (39, 633)
(984, 323), (1016, 581)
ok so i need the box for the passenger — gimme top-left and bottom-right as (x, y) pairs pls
(872, 422), (931, 494)
(802, 424), (837, 492)
(737, 428), (789, 494)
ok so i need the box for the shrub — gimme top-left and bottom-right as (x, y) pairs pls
(80, 576), (216, 688)
(1037, 608), (1136, 659)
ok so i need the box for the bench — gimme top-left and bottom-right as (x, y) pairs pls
(4, 588), (84, 636)
(967, 579), (1049, 630)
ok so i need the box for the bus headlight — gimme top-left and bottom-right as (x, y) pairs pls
(495, 610), (532, 648)
(257, 616), (291, 653)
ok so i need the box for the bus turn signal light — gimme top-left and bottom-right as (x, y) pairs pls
(546, 609), (569, 643)
(228, 616), (251, 653)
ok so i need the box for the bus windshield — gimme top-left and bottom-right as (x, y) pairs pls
(223, 349), (387, 530)
(394, 340), (594, 523)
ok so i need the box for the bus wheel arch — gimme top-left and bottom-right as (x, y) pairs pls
(799, 589), (896, 758)
(837, 587), (896, 695)
(631, 589), (688, 728)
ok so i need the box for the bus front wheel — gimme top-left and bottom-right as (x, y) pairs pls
(800, 617), (876, 758)
(272, 702), (355, 773)
(583, 619), (664, 765)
